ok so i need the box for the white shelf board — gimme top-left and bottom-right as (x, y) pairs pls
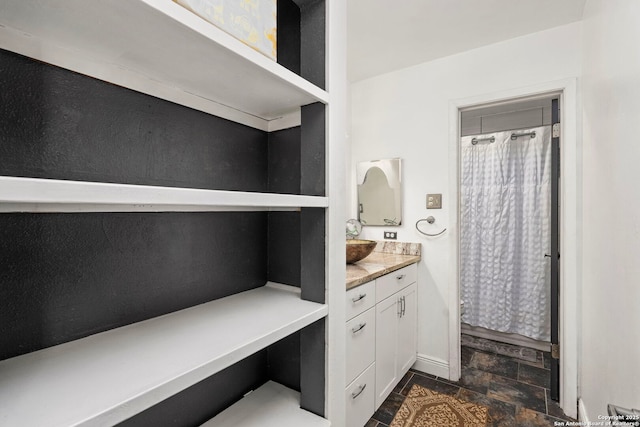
(0, 284), (328, 427)
(0, 177), (328, 212)
(0, 0), (327, 130)
(202, 381), (330, 427)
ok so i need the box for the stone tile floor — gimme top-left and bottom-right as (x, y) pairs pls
(366, 335), (577, 426)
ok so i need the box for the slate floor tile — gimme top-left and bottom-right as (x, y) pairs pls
(520, 350), (546, 369)
(462, 334), (539, 363)
(519, 363), (551, 389)
(515, 407), (566, 426)
(546, 390), (576, 421)
(409, 367), (435, 378)
(392, 371), (413, 394)
(457, 387), (517, 427)
(470, 350), (519, 380)
(402, 373), (460, 397)
(437, 367), (493, 395)
(543, 352), (552, 369)
(487, 375), (547, 413)
(371, 392), (404, 425)
(368, 338), (565, 427)
(461, 345), (475, 367)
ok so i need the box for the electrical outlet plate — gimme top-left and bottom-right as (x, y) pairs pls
(427, 193), (442, 209)
(384, 231), (397, 240)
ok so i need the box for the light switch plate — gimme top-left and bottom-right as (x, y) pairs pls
(427, 193), (442, 209)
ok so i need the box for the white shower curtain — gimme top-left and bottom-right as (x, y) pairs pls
(460, 125), (551, 341)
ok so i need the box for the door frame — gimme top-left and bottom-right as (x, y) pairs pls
(447, 78), (579, 419)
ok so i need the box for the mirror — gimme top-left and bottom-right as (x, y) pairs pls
(356, 158), (402, 226)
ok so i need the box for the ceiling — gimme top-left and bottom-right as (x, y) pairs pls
(347, 0), (586, 82)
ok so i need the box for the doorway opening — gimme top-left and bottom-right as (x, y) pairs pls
(447, 79), (578, 419)
(458, 94), (560, 399)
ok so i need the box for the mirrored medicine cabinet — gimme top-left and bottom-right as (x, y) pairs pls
(356, 158), (402, 226)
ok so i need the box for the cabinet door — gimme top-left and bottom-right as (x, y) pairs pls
(397, 283), (417, 376)
(375, 294), (400, 409)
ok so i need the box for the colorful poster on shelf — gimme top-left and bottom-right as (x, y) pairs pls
(175, 0), (277, 61)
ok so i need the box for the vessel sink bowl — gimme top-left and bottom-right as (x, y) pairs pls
(346, 239), (377, 264)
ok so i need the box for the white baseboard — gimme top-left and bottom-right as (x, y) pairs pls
(413, 354), (449, 378)
(578, 398), (589, 423)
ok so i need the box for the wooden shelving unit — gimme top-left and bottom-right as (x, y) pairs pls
(0, 0), (343, 425)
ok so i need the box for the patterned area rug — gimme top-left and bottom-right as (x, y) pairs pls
(390, 384), (489, 427)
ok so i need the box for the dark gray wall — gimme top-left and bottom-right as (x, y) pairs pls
(301, 102), (326, 197)
(268, 211), (302, 287)
(119, 351), (268, 427)
(0, 47), (273, 361)
(0, 48), (267, 191)
(301, 208), (325, 303)
(267, 127), (302, 287)
(0, 212), (267, 361)
(278, 0), (325, 89)
(268, 126), (301, 195)
(298, 0), (326, 89)
(267, 332), (301, 392)
(300, 318), (326, 416)
(277, 0), (301, 76)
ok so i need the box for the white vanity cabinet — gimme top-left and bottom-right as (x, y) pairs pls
(345, 262), (418, 426)
(375, 281), (417, 408)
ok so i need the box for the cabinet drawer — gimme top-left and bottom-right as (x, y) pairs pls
(346, 307), (376, 385)
(376, 264), (417, 303)
(346, 280), (376, 321)
(346, 362), (375, 427)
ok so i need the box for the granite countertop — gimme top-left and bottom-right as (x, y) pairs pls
(346, 251), (420, 290)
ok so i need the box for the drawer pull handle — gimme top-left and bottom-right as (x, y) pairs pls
(351, 322), (367, 333)
(351, 293), (367, 303)
(396, 274), (405, 280)
(351, 384), (367, 399)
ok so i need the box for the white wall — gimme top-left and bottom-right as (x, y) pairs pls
(350, 23), (582, 371)
(579, 0), (640, 419)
